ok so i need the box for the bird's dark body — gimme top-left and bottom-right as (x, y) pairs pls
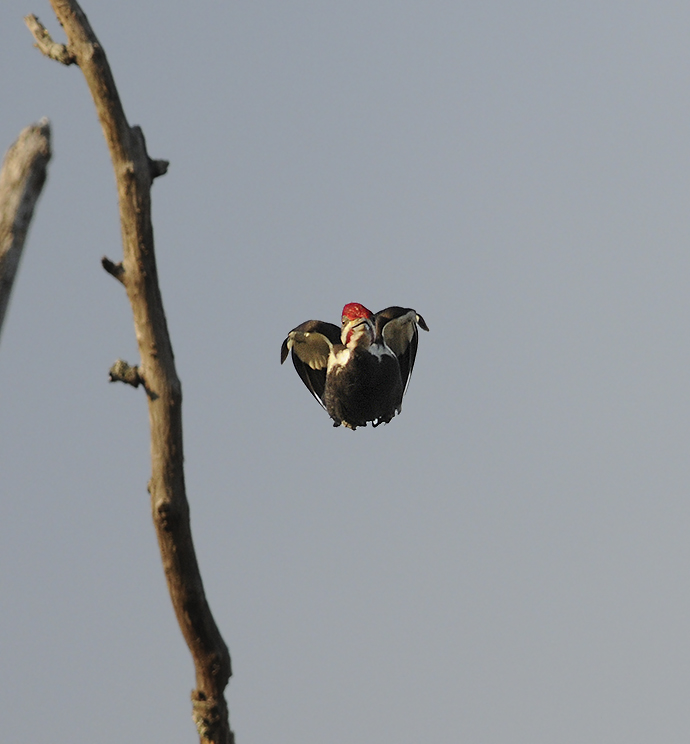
(324, 346), (403, 428)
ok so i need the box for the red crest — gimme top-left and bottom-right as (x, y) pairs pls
(341, 302), (373, 324)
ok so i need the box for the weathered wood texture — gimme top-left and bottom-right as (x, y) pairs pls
(0, 120), (51, 340)
(26, 4), (233, 742)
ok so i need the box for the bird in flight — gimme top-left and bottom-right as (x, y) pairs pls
(281, 303), (429, 429)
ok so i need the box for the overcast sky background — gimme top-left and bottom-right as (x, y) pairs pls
(3, 1), (690, 742)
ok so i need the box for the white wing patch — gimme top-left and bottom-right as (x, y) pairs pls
(289, 331), (333, 370)
(367, 343), (396, 361)
(381, 310), (417, 356)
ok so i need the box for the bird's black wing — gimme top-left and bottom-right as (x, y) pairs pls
(281, 320), (342, 406)
(375, 307), (429, 393)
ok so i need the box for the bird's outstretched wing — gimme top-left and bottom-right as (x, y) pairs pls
(281, 320), (342, 406)
(375, 307), (429, 392)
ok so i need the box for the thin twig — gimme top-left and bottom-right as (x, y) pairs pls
(24, 14), (75, 65)
(101, 255), (125, 283)
(108, 359), (142, 387)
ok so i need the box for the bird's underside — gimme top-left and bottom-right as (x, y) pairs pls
(281, 303), (429, 429)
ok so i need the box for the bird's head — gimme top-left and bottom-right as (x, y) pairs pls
(341, 302), (374, 346)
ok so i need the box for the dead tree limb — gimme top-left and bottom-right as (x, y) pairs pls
(26, 5), (233, 743)
(0, 119), (51, 342)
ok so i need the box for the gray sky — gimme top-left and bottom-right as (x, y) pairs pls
(3, 1), (690, 742)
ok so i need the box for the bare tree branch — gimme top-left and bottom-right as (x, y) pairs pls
(27, 4), (233, 742)
(0, 119), (51, 342)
